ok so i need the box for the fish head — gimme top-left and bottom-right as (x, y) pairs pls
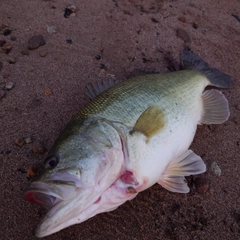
(24, 119), (125, 237)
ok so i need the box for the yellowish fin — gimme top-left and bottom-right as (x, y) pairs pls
(158, 150), (206, 193)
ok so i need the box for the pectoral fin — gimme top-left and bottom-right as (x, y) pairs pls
(131, 106), (165, 139)
(201, 89), (230, 124)
(158, 150), (206, 193)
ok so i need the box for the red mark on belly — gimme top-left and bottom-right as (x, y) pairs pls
(120, 171), (138, 185)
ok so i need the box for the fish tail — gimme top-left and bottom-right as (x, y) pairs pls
(181, 47), (234, 88)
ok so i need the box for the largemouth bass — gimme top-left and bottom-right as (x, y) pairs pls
(24, 49), (233, 237)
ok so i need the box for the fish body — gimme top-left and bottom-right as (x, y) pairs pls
(24, 49), (233, 237)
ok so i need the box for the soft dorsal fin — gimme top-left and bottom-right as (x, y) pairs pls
(201, 89), (230, 124)
(131, 106), (165, 140)
(158, 150), (206, 193)
(84, 78), (121, 99)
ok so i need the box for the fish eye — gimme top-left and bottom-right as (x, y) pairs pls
(44, 155), (59, 169)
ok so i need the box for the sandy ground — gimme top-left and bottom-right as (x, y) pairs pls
(0, 0), (240, 239)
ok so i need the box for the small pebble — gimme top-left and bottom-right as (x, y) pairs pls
(1, 23), (9, 28)
(193, 21), (199, 29)
(15, 138), (25, 147)
(3, 29), (11, 36)
(95, 55), (101, 60)
(44, 88), (52, 96)
(98, 63), (106, 69)
(39, 50), (47, 57)
(24, 137), (32, 144)
(21, 50), (29, 56)
(64, 8), (72, 18)
(10, 36), (16, 41)
(32, 141), (46, 154)
(17, 168), (27, 174)
(3, 72), (9, 78)
(151, 18), (159, 23)
(28, 34), (46, 50)
(66, 39), (72, 44)
(5, 81), (14, 90)
(47, 25), (57, 34)
(7, 57), (16, 64)
(176, 28), (191, 43)
(0, 40), (6, 47)
(210, 161), (221, 176)
(64, 5), (77, 18)
(195, 177), (209, 193)
(0, 89), (6, 98)
(2, 44), (13, 54)
(178, 17), (186, 23)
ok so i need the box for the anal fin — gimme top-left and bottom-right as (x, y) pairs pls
(158, 150), (206, 193)
(201, 89), (230, 124)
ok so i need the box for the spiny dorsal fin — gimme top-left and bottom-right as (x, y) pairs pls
(84, 77), (121, 99)
(158, 150), (206, 193)
(131, 106), (165, 139)
(181, 47), (234, 88)
(201, 89), (230, 124)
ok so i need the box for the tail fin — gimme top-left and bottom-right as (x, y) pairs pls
(181, 48), (234, 88)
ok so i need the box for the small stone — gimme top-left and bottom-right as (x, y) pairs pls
(39, 50), (47, 57)
(2, 44), (13, 54)
(44, 88), (52, 96)
(0, 62), (2, 71)
(68, 5), (77, 13)
(64, 8), (72, 18)
(0, 89), (6, 98)
(66, 39), (72, 44)
(176, 28), (191, 43)
(1, 23), (9, 29)
(3, 72), (9, 78)
(178, 17), (186, 23)
(5, 81), (14, 90)
(15, 138), (25, 147)
(193, 21), (199, 29)
(95, 55), (101, 60)
(28, 34), (46, 50)
(3, 29), (11, 36)
(10, 36), (16, 41)
(32, 141), (46, 154)
(7, 57), (16, 64)
(195, 177), (209, 193)
(47, 25), (57, 34)
(64, 5), (77, 18)
(151, 18), (159, 23)
(0, 40), (6, 47)
(210, 161), (221, 176)
(23, 137), (32, 144)
(21, 50), (29, 55)
(98, 63), (106, 69)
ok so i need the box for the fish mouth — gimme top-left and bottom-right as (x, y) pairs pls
(24, 169), (81, 209)
(24, 182), (67, 209)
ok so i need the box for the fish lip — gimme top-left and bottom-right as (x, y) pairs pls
(23, 182), (65, 209)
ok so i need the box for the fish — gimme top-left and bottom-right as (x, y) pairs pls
(23, 48), (233, 238)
